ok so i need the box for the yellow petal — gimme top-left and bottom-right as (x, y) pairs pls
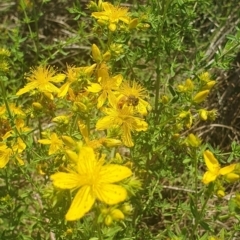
(15, 138), (26, 153)
(96, 116), (116, 130)
(42, 82), (60, 93)
(202, 171), (217, 184)
(95, 183), (127, 204)
(38, 139), (51, 145)
(0, 145), (12, 168)
(132, 118), (148, 131)
(66, 186), (95, 221)
(137, 101), (148, 116)
(16, 82), (38, 95)
(100, 164), (132, 183)
(122, 124), (134, 147)
(51, 172), (81, 189)
(58, 82), (70, 97)
(112, 74), (123, 87)
(97, 92), (107, 108)
(219, 163), (236, 175)
(87, 83), (102, 93)
(51, 73), (66, 83)
(16, 156), (25, 166)
(203, 150), (220, 172)
(77, 147), (97, 174)
(109, 94), (120, 109)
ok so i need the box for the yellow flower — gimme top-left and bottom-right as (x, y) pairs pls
(87, 63), (122, 108)
(202, 150), (236, 184)
(92, 2), (130, 31)
(50, 147), (132, 221)
(38, 132), (63, 155)
(58, 64), (96, 98)
(96, 99), (148, 147)
(118, 81), (151, 116)
(16, 66), (65, 97)
(0, 103), (25, 118)
(0, 137), (26, 168)
(2, 118), (31, 141)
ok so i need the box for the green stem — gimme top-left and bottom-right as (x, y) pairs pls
(154, 0), (171, 121)
(190, 184), (213, 238)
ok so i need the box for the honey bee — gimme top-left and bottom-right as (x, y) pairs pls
(117, 95), (139, 109)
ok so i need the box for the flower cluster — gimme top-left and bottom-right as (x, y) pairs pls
(11, 41), (149, 219)
(176, 72), (217, 131)
(89, 1), (148, 32)
(0, 104), (30, 168)
(9, 10), (150, 220)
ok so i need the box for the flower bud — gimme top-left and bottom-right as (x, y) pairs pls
(129, 18), (138, 29)
(186, 133), (201, 147)
(224, 173), (240, 183)
(217, 190), (225, 198)
(97, 19), (107, 26)
(121, 203), (133, 215)
(103, 138), (122, 147)
(62, 136), (76, 147)
(109, 23), (117, 32)
(161, 95), (169, 104)
(32, 102), (43, 110)
(65, 150), (78, 163)
(103, 51), (111, 61)
(110, 209), (124, 220)
(73, 102), (88, 113)
(172, 133), (180, 140)
(92, 44), (102, 62)
(199, 109), (208, 121)
(104, 215), (112, 226)
(202, 81), (216, 90)
(52, 115), (69, 124)
(193, 90), (209, 103)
